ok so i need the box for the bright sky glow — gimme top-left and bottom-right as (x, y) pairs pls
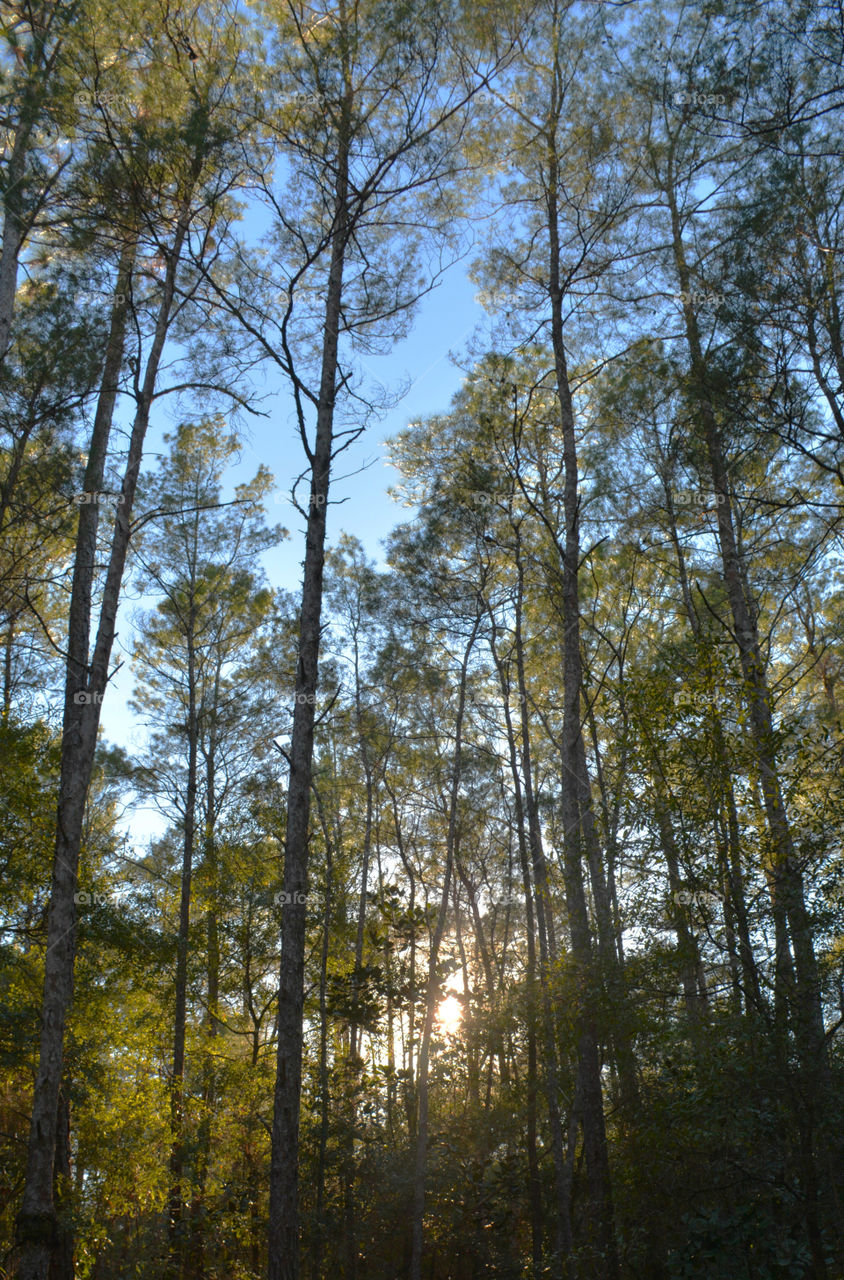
(436, 993), (463, 1037)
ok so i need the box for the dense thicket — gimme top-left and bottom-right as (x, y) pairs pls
(1, 0), (843, 1278)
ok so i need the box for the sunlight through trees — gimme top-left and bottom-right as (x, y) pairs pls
(1, 0), (844, 1277)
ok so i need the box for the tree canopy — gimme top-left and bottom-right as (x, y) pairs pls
(1, 1), (843, 1278)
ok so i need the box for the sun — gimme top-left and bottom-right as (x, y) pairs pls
(436, 993), (463, 1037)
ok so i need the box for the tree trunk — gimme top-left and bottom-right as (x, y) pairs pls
(509, 569), (573, 1276)
(547, 150), (619, 1276)
(386, 781), (418, 1141)
(168, 629), (199, 1279)
(3, 616), (15, 715)
(409, 619), (479, 1280)
(498, 684), (543, 1279)
(657, 804), (708, 1023)
(47, 1086), (73, 1280)
(15, 181), (195, 1280)
(660, 463), (765, 1023)
(668, 186), (827, 1079)
(454, 863), (508, 1090)
(344, 640), (375, 1280)
(668, 183), (829, 1277)
(0, 67), (43, 369)
(187, 682), (222, 1280)
(267, 132), (349, 1280)
(487, 608), (557, 1277)
(585, 702), (625, 966)
(310, 785), (335, 1280)
(723, 776), (764, 1017)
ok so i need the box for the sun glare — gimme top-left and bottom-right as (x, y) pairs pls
(436, 993), (463, 1036)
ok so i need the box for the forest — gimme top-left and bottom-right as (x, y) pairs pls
(1, 0), (843, 1276)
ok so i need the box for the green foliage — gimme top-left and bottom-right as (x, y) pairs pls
(2, 0), (844, 1277)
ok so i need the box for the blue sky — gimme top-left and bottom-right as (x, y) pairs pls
(236, 261), (488, 583)
(100, 260), (488, 841)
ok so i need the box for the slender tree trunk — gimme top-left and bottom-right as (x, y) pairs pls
(716, 818), (745, 1012)
(668, 182), (830, 1277)
(547, 145), (618, 1275)
(723, 776), (764, 1017)
(585, 702), (625, 966)
(487, 613), (550, 1277)
(47, 1086), (73, 1280)
(668, 185), (827, 1078)
(375, 840), (397, 1143)
(344, 646), (375, 1280)
(503, 739), (544, 1280)
(661, 465), (765, 1023)
(168, 630), (199, 1279)
(0, 78), (40, 369)
(15, 178), (196, 1280)
(509, 570), (573, 1276)
(310, 786), (335, 1280)
(409, 619), (479, 1280)
(267, 127), (349, 1280)
(454, 863), (508, 1089)
(574, 728), (639, 1112)
(452, 893), (480, 1108)
(656, 804), (707, 1023)
(0, 406), (39, 542)
(3, 616), (15, 715)
(249, 1002), (263, 1279)
(386, 782), (418, 1141)
(187, 692), (221, 1280)
(0, 17), (70, 370)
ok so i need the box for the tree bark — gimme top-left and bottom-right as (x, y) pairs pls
(47, 1086), (73, 1280)
(487, 628), (544, 1280)
(386, 780), (418, 1142)
(547, 152), (619, 1276)
(722, 776), (764, 1017)
(0, 37), (49, 369)
(510, 564), (574, 1276)
(310, 784), (336, 1280)
(409, 619), (479, 1280)
(15, 179), (195, 1280)
(187, 704), (221, 1280)
(660, 463), (765, 1023)
(668, 184), (827, 1079)
(343, 627), (375, 1280)
(167, 625), (199, 1279)
(266, 127), (349, 1280)
(667, 177), (830, 1278)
